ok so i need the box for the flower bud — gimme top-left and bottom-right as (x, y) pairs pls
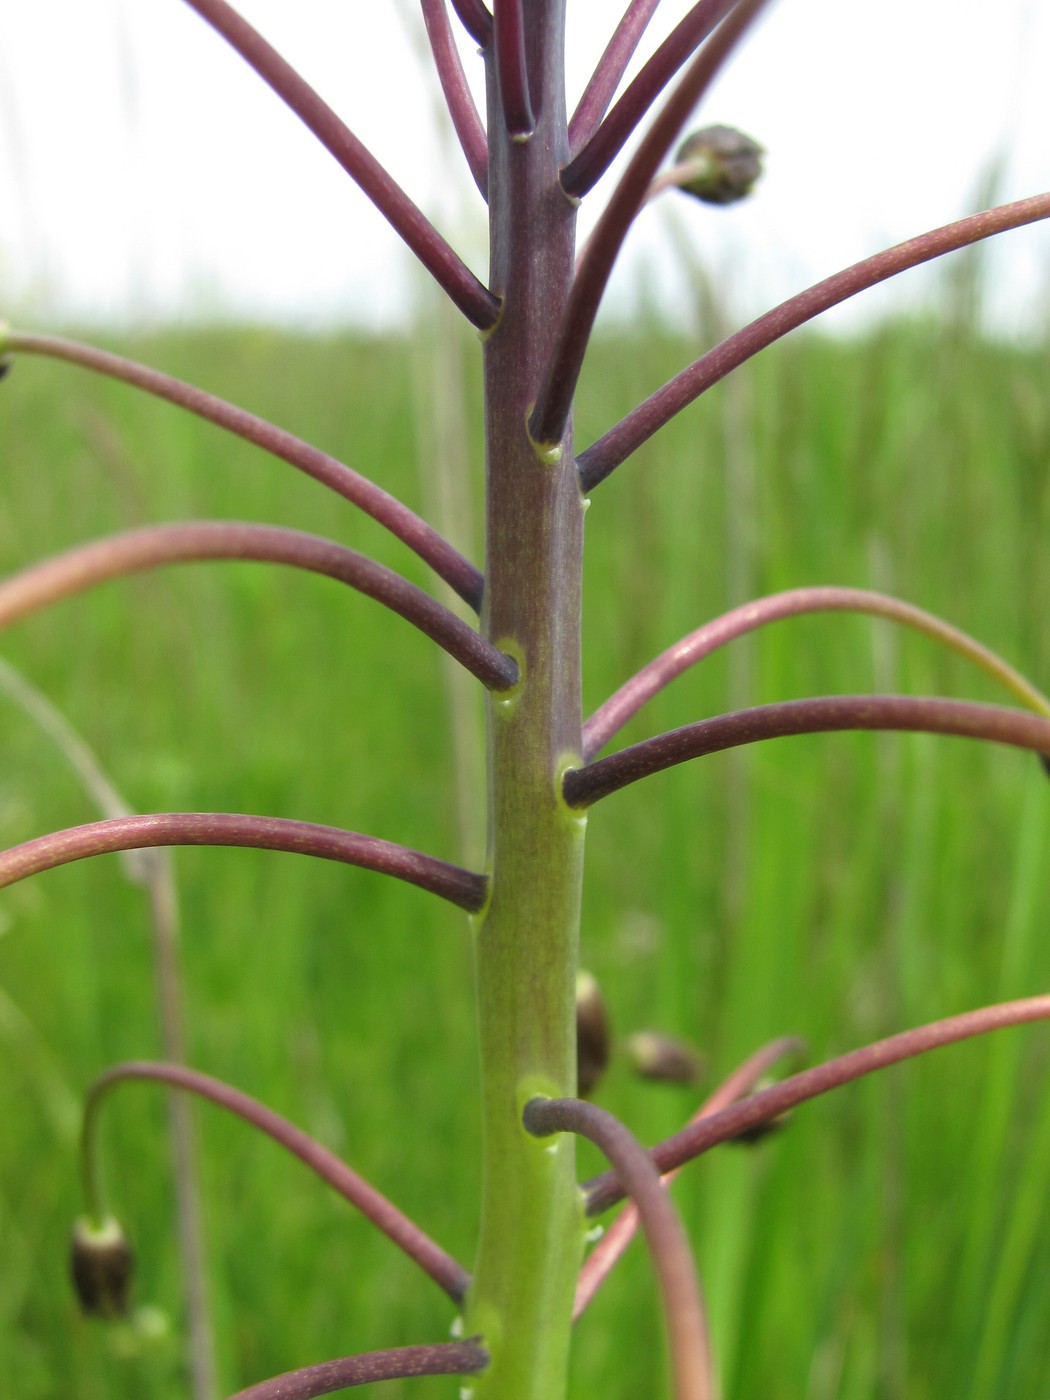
(71, 1215), (134, 1318)
(575, 971), (611, 1098)
(626, 1030), (703, 1086)
(671, 125), (764, 206)
(1040, 753), (1050, 781)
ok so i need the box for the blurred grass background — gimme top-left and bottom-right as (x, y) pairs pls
(0, 304), (1049, 1399)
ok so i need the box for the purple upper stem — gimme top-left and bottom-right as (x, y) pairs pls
(6, 330), (484, 610)
(564, 0), (741, 189)
(449, 0), (493, 48)
(420, 0), (490, 198)
(226, 1340), (489, 1400)
(567, 0), (664, 155)
(584, 995), (1050, 1214)
(579, 190), (1050, 487)
(181, 0), (499, 329)
(0, 812), (488, 912)
(528, 0), (770, 449)
(564, 695), (1050, 808)
(524, 1096), (713, 1400)
(493, 0), (534, 137)
(87, 1061), (471, 1301)
(0, 520), (516, 692)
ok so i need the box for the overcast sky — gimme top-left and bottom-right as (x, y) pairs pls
(2, 1), (1048, 334)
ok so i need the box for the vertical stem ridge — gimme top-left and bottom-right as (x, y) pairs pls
(465, 6), (587, 1397)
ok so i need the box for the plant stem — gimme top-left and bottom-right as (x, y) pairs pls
(450, 0), (494, 48)
(524, 1097), (714, 1400)
(563, 0), (741, 192)
(579, 190), (1050, 486)
(530, 0), (770, 449)
(0, 660), (217, 1400)
(0, 520), (515, 690)
(225, 1340), (489, 1400)
(567, 0), (664, 154)
(573, 1036), (802, 1319)
(82, 1061), (470, 1301)
(583, 586), (1050, 759)
(565, 695), (1050, 808)
(420, 0), (490, 198)
(584, 996), (1050, 1214)
(463, 8), (587, 1397)
(181, 0), (499, 329)
(0, 813), (487, 911)
(493, 0), (535, 137)
(2, 329), (483, 607)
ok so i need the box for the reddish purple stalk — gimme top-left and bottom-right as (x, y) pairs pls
(573, 1036), (802, 1319)
(181, 0), (499, 329)
(563, 0), (744, 191)
(565, 695), (1050, 808)
(582, 586), (1050, 759)
(420, 0), (490, 197)
(579, 190), (1050, 487)
(5, 329), (483, 608)
(493, 0), (535, 136)
(524, 1096), (714, 1400)
(529, 0), (771, 448)
(0, 812), (487, 911)
(226, 1340), (489, 1400)
(567, 0), (664, 153)
(449, 0), (493, 48)
(585, 996), (1050, 1215)
(85, 1061), (471, 1301)
(0, 520), (515, 690)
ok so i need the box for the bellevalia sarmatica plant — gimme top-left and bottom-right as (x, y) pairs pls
(3, 1), (1050, 1397)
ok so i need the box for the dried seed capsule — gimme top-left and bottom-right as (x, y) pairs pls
(576, 970), (611, 1098)
(70, 1215), (134, 1318)
(672, 125), (764, 206)
(626, 1030), (703, 1086)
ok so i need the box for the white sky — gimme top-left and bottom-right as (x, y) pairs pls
(1, 1), (1048, 334)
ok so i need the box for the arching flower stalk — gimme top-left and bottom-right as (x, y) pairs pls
(224, 1340), (490, 1400)
(80, 1061), (471, 1302)
(584, 996), (1050, 1216)
(573, 1037), (804, 1321)
(524, 1095), (715, 1400)
(0, 328), (484, 607)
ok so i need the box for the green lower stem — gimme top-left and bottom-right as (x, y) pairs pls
(464, 736), (587, 1398)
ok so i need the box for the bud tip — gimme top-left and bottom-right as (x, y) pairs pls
(671, 125), (764, 206)
(626, 1030), (703, 1085)
(70, 1215), (134, 1319)
(576, 970), (611, 1098)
